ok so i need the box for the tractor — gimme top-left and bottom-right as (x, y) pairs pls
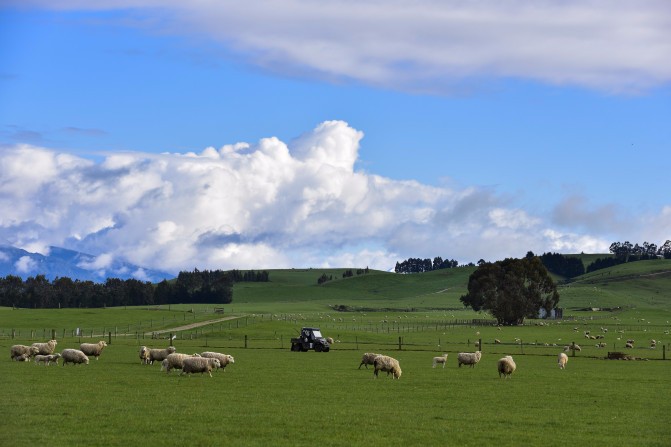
(290, 327), (330, 352)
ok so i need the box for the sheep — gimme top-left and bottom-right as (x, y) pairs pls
(457, 351), (482, 368)
(432, 354), (448, 368)
(61, 349), (89, 365)
(373, 355), (402, 379)
(180, 357), (221, 377)
(13, 353), (31, 362)
(494, 339), (501, 344)
(35, 354), (61, 366)
(359, 352), (382, 369)
(161, 353), (201, 373)
(563, 344), (581, 352)
(200, 352), (235, 371)
(497, 355), (516, 378)
(10, 344), (39, 360)
(558, 352), (568, 369)
(139, 346), (150, 364)
(31, 339), (58, 355)
(147, 346), (176, 364)
(79, 341), (107, 360)
(326, 337), (334, 345)
(625, 342), (634, 349)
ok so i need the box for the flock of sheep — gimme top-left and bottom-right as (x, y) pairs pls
(9, 339), (235, 377)
(9, 339), (104, 365)
(357, 350), (571, 379)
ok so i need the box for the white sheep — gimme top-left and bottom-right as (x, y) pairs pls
(457, 351), (482, 368)
(35, 353), (61, 366)
(147, 346), (177, 364)
(10, 344), (39, 360)
(557, 352), (568, 369)
(358, 352), (382, 369)
(625, 342), (634, 349)
(139, 346), (150, 364)
(497, 355), (516, 378)
(32, 339), (58, 355)
(200, 352), (235, 371)
(61, 349), (89, 365)
(180, 357), (221, 377)
(432, 354), (448, 368)
(161, 353), (201, 373)
(563, 344), (581, 352)
(373, 355), (402, 379)
(13, 353), (31, 362)
(326, 337), (334, 345)
(79, 341), (107, 360)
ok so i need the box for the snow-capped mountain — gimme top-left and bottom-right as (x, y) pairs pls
(0, 245), (174, 283)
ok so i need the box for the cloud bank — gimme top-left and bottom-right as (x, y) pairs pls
(4, 120), (663, 273)
(8, 0), (671, 93)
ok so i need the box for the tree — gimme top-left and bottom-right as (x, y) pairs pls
(460, 257), (559, 325)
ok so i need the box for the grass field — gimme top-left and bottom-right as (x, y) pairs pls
(1, 258), (670, 446)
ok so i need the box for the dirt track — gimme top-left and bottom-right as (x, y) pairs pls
(147, 315), (243, 335)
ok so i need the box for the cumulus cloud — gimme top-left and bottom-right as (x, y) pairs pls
(6, 0), (670, 93)
(1, 120), (661, 272)
(15, 256), (37, 274)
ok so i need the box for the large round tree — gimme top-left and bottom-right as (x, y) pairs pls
(460, 256), (559, 325)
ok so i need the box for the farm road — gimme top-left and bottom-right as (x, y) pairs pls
(146, 315), (244, 335)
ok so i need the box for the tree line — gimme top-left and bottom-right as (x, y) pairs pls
(394, 256), (462, 273)
(0, 268), (269, 309)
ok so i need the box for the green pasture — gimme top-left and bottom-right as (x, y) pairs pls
(1, 258), (671, 446)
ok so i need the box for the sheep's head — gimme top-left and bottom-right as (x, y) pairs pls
(211, 358), (221, 368)
(167, 346), (176, 354)
(100, 341), (108, 347)
(227, 355), (235, 364)
(30, 346), (40, 355)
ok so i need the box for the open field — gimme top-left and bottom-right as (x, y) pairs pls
(1, 259), (670, 446)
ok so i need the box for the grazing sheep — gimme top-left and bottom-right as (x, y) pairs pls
(200, 352), (235, 371)
(139, 346), (150, 364)
(432, 354), (448, 368)
(626, 339), (635, 345)
(148, 346), (177, 365)
(457, 351), (482, 368)
(13, 353), (31, 362)
(494, 339), (501, 344)
(10, 344), (39, 360)
(625, 342), (634, 349)
(563, 344), (581, 352)
(558, 352), (568, 369)
(161, 353), (201, 373)
(32, 340), (58, 355)
(61, 349), (89, 365)
(79, 341), (107, 360)
(497, 356), (516, 378)
(180, 357), (221, 377)
(359, 352), (382, 369)
(326, 337), (334, 345)
(35, 354), (61, 366)
(373, 355), (402, 379)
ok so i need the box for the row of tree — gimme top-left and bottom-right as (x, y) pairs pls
(394, 256), (461, 273)
(0, 268), (247, 308)
(609, 240), (671, 261)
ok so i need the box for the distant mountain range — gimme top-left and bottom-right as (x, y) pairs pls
(0, 245), (174, 283)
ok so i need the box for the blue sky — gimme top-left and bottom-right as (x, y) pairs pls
(0, 1), (670, 275)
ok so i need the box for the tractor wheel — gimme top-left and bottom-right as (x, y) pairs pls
(315, 344), (323, 352)
(291, 343), (299, 352)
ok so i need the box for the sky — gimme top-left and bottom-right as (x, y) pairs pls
(0, 1), (670, 275)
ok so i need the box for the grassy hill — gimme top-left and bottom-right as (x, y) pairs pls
(231, 258), (671, 323)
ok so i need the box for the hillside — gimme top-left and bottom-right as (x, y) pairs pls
(232, 259), (671, 321)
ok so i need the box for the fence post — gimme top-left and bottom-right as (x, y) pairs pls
(479, 338), (482, 353)
(664, 345), (666, 360)
(108, 331), (112, 345)
(245, 335), (248, 348)
(398, 336), (402, 350)
(51, 329), (56, 340)
(169, 333), (173, 347)
(572, 341), (576, 357)
(11, 329), (15, 339)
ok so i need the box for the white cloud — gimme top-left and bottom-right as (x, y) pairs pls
(8, 0), (671, 93)
(15, 256), (37, 273)
(0, 121), (666, 272)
